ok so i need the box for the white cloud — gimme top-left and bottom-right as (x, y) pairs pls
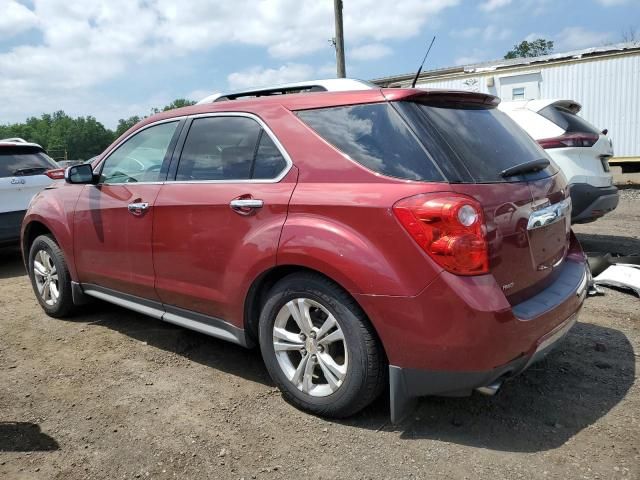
(450, 25), (510, 42)
(0, 0), (38, 37)
(595, 0), (629, 5)
(525, 32), (546, 42)
(450, 27), (482, 39)
(454, 56), (482, 66)
(479, 0), (512, 12)
(227, 64), (315, 90)
(350, 43), (393, 61)
(482, 25), (511, 41)
(0, 0), (460, 126)
(556, 27), (612, 50)
(317, 62), (339, 76)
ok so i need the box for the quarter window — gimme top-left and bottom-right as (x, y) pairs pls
(297, 103), (443, 182)
(176, 116), (287, 181)
(100, 121), (179, 184)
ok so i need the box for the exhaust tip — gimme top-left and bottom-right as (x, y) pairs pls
(475, 381), (502, 396)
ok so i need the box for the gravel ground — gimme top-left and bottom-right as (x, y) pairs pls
(1, 191), (638, 480)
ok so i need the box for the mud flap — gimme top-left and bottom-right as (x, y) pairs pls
(389, 366), (418, 424)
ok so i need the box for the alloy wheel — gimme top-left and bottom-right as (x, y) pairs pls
(272, 298), (348, 397)
(32, 249), (59, 306)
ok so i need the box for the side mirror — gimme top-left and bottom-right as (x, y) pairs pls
(65, 163), (96, 184)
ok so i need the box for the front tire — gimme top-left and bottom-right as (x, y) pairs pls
(28, 235), (76, 318)
(258, 272), (386, 418)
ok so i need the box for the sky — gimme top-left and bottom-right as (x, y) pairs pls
(1, 0), (638, 129)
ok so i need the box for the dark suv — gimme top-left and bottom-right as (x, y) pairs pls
(22, 88), (588, 421)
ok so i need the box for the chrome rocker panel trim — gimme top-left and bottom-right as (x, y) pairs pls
(77, 283), (252, 348)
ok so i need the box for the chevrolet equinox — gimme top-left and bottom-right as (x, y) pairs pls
(22, 87), (588, 422)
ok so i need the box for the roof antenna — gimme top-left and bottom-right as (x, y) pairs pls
(411, 36), (436, 88)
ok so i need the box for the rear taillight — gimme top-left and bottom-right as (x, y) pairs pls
(537, 132), (599, 149)
(45, 168), (65, 179)
(393, 193), (488, 276)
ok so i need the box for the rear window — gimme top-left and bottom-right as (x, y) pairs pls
(539, 105), (600, 135)
(0, 147), (58, 178)
(397, 101), (556, 183)
(296, 104), (444, 182)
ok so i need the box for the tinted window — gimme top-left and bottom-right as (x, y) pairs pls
(176, 116), (288, 181)
(539, 105), (600, 135)
(101, 121), (178, 184)
(253, 133), (287, 179)
(297, 104), (443, 182)
(0, 147), (57, 178)
(398, 101), (555, 183)
(177, 117), (261, 181)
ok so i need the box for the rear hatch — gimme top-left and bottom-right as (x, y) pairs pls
(395, 96), (571, 303)
(537, 101), (614, 184)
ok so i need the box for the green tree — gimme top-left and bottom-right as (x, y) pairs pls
(504, 39), (554, 59)
(114, 116), (142, 138)
(151, 98), (197, 115)
(0, 98), (196, 160)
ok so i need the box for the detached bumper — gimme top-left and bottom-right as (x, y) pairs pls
(570, 183), (618, 223)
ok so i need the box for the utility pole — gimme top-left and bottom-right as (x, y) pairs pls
(333, 0), (346, 78)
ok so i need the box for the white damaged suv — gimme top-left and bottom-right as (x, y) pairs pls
(500, 99), (618, 223)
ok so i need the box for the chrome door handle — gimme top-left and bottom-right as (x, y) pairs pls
(127, 202), (150, 215)
(229, 198), (264, 215)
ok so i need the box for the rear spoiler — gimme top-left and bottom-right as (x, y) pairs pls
(382, 88), (500, 108)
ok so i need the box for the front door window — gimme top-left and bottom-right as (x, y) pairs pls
(100, 121), (179, 184)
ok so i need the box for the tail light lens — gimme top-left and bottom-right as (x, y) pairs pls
(538, 132), (599, 149)
(45, 168), (65, 179)
(393, 193), (489, 275)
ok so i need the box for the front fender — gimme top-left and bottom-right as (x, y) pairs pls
(21, 184), (82, 280)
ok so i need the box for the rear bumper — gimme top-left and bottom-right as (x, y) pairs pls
(355, 237), (588, 423)
(388, 311), (580, 422)
(570, 183), (618, 223)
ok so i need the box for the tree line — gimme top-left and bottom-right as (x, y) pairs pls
(0, 99), (195, 161)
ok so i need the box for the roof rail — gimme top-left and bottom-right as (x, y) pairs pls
(0, 137), (29, 143)
(196, 78), (376, 104)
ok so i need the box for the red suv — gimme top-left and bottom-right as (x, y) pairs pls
(22, 88), (588, 422)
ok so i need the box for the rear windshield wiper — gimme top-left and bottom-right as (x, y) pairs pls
(500, 158), (550, 178)
(12, 166), (48, 176)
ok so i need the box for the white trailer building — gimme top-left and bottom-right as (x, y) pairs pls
(373, 41), (640, 164)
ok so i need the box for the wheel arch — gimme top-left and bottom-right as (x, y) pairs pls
(21, 220), (55, 265)
(243, 264), (388, 361)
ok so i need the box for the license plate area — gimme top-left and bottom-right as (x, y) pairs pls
(527, 218), (567, 270)
(527, 198), (571, 270)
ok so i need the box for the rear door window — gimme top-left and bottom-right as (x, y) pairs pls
(253, 133), (288, 180)
(539, 105), (600, 135)
(0, 147), (58, 178)
(296, 104), (444, 182)
(397, 101), (556, 183)
(175, 116), (288, 181)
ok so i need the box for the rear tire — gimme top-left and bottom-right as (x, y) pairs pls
(28, 235), (76, 318)
(258, 272), (386, 418)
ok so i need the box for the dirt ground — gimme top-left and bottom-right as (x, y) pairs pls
(1, 190), (638, 480)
